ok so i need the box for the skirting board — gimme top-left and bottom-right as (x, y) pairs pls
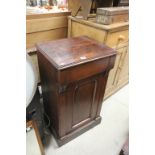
(50, 117), (102, 146)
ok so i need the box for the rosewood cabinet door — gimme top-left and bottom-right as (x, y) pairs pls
(59, 73), (108, 137)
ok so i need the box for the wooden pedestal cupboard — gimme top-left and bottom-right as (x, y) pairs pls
(68, 16), (129, 99)
(37, 36), (116, 146)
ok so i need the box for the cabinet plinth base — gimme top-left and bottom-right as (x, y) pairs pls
(50, 117), (101, 146)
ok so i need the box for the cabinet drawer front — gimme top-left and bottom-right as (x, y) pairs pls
(26, 28), (67, 48)
(26, 16), (68, 33)
(106, 30), (128, 47)
(59, 58), (111, 84)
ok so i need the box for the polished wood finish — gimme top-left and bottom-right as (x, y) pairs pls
(37, 36), (116, 146)
(68, 16), (129, 99)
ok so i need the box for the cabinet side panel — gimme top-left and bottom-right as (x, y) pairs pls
(96, 72), (110, 116)
(37, 51), (59, 136)
(71, 21), (106, 43)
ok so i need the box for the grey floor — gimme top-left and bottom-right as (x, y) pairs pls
(45, 85), (129, 155)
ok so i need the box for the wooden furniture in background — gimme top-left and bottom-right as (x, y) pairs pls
(68, 0), (113, 18)
(68, 16), (129, 99)
(113, 0), (129, 6)
(26, 11), (70, 48)
(26, 120), (44, 155)
(37, 36), (116, 146)
(96, 7), (129, 25)
(78, 0), (93, 19)
(68, 0), (81, 16)
(26, 50), (40, 82)
(26, 11), (71, 82)
(95, 0), (113, 7)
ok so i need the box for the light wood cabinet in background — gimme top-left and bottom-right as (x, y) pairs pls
(68, 16), (129, 99)
(105, 43), (128, 98)
(26, 12), (70, 49)
(26, 12), (71, 82)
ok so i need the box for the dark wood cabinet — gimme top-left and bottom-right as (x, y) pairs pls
(37, 36), (116, 146)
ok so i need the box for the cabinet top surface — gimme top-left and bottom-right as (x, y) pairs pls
(36, 36), (116, 70)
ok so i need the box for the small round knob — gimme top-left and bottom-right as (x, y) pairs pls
(118, 35), (125, 41)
